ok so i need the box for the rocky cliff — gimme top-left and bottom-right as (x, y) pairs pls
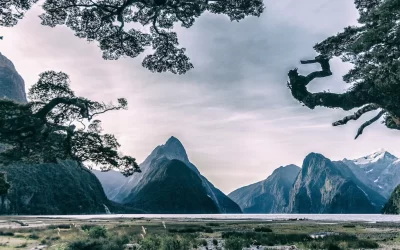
(0, 53), (26, 103)
(288, 153), (386, 214)
(382, 184), (400, 214)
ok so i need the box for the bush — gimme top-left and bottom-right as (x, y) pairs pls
(213, 239), (218, 245)
(206, 222), (220, 227)
(162, 236), (190, 250)
(28, 233), (40, 239)
(141, 236), (162, 250)
(0, 231), (14, 236)
(168, 226), (213, 234)
(67, 238), (119, 250)
(254, 227), (272, 233)
(201, 239), (207, 246)
(88, 226), (107, 239)
(48, 224), (71, 229)
(225, 237), (246, 250)
(81, 224), (96, 231)
(342, 224), (356, 228)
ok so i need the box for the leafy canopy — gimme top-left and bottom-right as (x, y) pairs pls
(288, 0), (400, 138)
(1, 0), (264, 74)
(0, 71), (140, 176)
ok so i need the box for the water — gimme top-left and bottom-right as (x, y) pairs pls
(22, 214), (400, 223)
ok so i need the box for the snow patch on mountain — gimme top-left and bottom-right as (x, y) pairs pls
(352, 149), (395, 165)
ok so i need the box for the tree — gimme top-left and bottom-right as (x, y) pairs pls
(1, 0), (264, 74)
(0, 71), (140, 176)
(287, 0), (400, 139)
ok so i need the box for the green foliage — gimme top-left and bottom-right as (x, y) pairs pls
(87, 226), (107, 239)
(221, 231), (378, 249)
(141, 236), (162, 250)
(162, 236), (190, 250)
(1, 0), (264, 74)
(287, 0), (400, 136)
(0, 231), (14, 236)
(225, 237), (247, 250)
(0, 71), (139, 176)
(81, 224), (96, 231)
(67, 238), (120, 250)
(48, 224), (71, 229)
(168, 226), (213, 233)
(254, 226), (273, 232)
(28, 233), (40, 239)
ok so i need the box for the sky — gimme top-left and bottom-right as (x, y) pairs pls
(1, 0), (400, 194)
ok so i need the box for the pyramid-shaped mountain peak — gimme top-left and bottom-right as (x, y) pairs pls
(158, 136), (189, 163)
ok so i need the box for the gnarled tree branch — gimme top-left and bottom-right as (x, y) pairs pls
(333, 104), (379, 126)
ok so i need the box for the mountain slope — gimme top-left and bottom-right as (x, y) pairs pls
(92, 170), (128, 199)
(0, 161), (111, 215)
(342, 150), (400, 198)
(382, 184), (400, 214)
(0, 53), (26, 102)
(228, 165), (300, 213)
(124, 159), (219, 214)
(288, 153), (386, 214)
(99, 136), (242, 213)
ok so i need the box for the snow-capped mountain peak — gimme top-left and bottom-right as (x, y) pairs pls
(352, 149), (397, 165)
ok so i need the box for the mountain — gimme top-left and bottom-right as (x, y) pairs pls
(124, 159), (219, 214)
(0, 53), (26, 102)
(228, 165), (300, 213)
(92, 170), (128, 199)
(95, 136), (242, 213)
(342, 149), (400, 198)
(0, 161), (112, 215)
(288, 153), (386, 214)
(382, 184), (400, 214)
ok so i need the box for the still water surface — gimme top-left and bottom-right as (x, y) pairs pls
(23, 214), (400, 223)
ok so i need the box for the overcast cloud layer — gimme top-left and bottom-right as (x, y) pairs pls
(1, 0), (399, 194)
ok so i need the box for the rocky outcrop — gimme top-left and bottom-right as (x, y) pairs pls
(0, 161), (111, 215)
(229, 165), (300, 213)
(382, 184), (400, 214)
(288, 153), (386, 214)
(0, 53), (26, 103)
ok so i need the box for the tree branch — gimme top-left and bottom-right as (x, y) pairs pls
(355, 110), (386, 139)
(287, 57), (371, 111)
(333, 104), (379, 126)
(34, 97), (90, 120)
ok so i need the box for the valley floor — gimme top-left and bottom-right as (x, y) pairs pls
(0, 216), (399, 249)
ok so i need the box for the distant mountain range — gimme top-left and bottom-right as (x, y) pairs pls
(94, 136), (242, 214)
(2, 52), (400, 215)
(229, 150), (400, 214)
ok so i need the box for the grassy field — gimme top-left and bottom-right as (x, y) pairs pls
(0, 217), (398, 249)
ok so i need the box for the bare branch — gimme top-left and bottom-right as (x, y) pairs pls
(355, 110), (386, 139)
(333, 104), (380, 126)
